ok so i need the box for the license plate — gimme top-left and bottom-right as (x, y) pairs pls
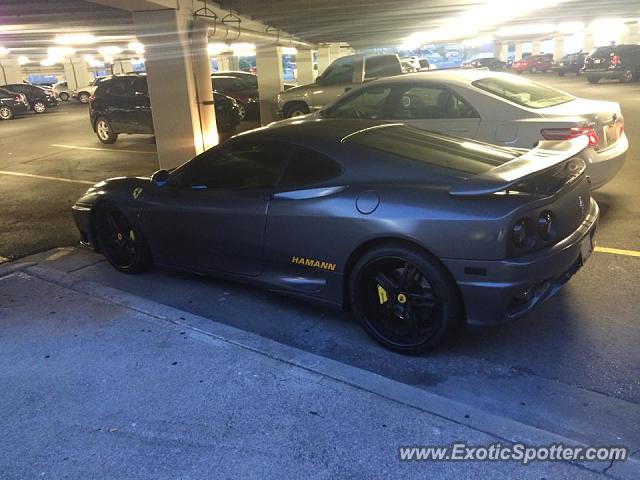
(580, 235), (593, 264)
(603, 122), (621, 145)
(594, 58), (602, 64)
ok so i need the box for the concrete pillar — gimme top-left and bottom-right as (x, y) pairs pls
(623, 22), (640, 45)
(296, 47), (315, 85)
(329, 44), (341, 60)
(514, 43), (523, 61)
(317, 45), (332, 76)
(63, 58), (91, 90)
(583, 33), (594, 53)
(255, 44), (283, 125)
(494, 42), (509, 61)
(531, 40), (542, 55)
(553, 36), (565, 61)
(0, 57), (23, 84)
(219, 54), (239, 71)
(134, 8), (217, 169)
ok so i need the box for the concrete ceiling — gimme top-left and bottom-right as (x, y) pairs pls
(1, 0), (640, 56)
(222, 0), (640, 47)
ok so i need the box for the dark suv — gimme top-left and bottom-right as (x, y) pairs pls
(0, 83), (59, 113)
(583, 44), (640, 83)
(0, 87), (29, 120)
(552, 52), (585, 76)
(89, 75), (242, 144)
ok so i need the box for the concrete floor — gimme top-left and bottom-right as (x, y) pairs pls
(0, 74), (639, 458)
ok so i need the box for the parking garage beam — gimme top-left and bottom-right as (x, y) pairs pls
(531, 40), (542, 55)
(494, 41), (509, 62)
(255, 44), (284, 124)
(63, 58), (92, 91)
(134, 8), (217, 169)
(514, 43), (523, 61)
(296, 48), (315, 85)
(317, 45), (332, 75)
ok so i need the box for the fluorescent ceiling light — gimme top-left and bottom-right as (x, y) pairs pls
(48, 46), (75, 57)
(282, 47), (297, 55)
(54, 34), (97, 45)
(98, 46), (123, 56)
(40, 59), (56, 66)
(230, 43), (255, 51)
(128, 41), (145, 54)
(18, 56), (30, 65)
(556, 22), (584, 34)
(462, 36), (493, 48)
(0, 46), (10, 55)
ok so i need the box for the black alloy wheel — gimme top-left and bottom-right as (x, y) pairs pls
(350, 244), (462, 354)
(95, 203), (151, 273)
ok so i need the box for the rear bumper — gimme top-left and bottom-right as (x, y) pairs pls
(585, 133), (628, 189)
(584, 69), (623, 80)
(442, 198), (599, 326)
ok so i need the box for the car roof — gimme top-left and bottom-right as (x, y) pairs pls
(365, 69), (512, 87)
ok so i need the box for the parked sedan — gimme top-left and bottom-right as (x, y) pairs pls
(89, 75), (241, 144)
(72, 120), (598, 354)
(0, 87), (29, 120)
(0, 83), (59, 113)
(52, 81), (72, 101)
(308, 70), (626, 189)
(211, 74), (259, 120)
(461, 57), (506, 71)
(511, 54), (553, 73)
(552, 52), (585, 76)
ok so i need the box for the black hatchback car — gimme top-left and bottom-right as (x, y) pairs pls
(0, 87), (29, 120)
(0, 83), (59, 113)
(89, 75), (242, 144)
(583, 44), (640, 83)
(552, 52), (585, 76)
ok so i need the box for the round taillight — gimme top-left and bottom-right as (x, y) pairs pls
(537, 210), (555, 241)
(512, 218), (528, 248)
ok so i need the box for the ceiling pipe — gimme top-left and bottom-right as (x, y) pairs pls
(192, 16), (316, 49)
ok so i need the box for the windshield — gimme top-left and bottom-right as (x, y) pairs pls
(346, 124), (518, 175)
(472, 76), (574, 109)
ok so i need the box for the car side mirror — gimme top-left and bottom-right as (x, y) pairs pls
(315, 75), (323, 85)
(151, 169), (171, 187)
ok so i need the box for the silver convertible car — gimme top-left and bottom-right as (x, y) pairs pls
(299, 70), (626, 189)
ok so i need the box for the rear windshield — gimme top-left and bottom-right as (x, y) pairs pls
(345, 125), (517, 175)
(472, 76), (574, 109)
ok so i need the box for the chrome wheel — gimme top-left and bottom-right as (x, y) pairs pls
(0, 106), (13, 120)
(78, 92), (90, 103)
(621, 70), (634, 83)
(59, 92), (69, 101)
(97, 120), (110, 141)
(33, 101), (46, 113)
(236, 102), (246, 121)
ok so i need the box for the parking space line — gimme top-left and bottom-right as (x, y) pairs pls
(595, 246), (640, 258)
(51, 144), (157, 155)
(0, 170), (95, 185)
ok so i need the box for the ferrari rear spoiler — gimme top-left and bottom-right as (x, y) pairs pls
(449, 136), (589, 196)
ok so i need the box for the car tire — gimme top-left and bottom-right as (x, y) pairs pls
(349, 242), (463, 355)
(33, 101), (47, 113)
(0, 105), (14, 120)
(620, 69), (634, 83)
(78, 92), (90, 104)
(558, 71), (565, 77)
(59, 92), (69, 101)
(587, 76), (600, 84)
(283, 102), (310, 118)
(94, 202), (152, 274)
(530, 66), (538, 73)
(95, 117), (118, 144)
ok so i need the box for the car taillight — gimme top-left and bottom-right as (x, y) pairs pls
(88, 95), (95, 104)
(540, 126), (599, 148)
(14, 95), (21, 102)
(611, 54), (621, 66)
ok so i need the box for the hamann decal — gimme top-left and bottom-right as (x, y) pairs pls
(291, 256), (337, 271)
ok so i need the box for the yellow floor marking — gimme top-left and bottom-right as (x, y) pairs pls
(0, 170), (95, 185)
(595, 246), (640, 258)
(51, 144), (156, 155)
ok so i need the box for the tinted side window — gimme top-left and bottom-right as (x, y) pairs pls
(279, 147), (342, 188)
(325, 86), (391, 119)
(131, 77), (148, 95)
(105, 78), (133, 96)
(365, 55), (401, 78)
(321, 57), (355, 85)
(391, 86), (478, 119)
(180, 142), (289, 190)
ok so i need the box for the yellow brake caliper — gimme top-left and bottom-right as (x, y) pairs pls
(377, 284), (388, 305)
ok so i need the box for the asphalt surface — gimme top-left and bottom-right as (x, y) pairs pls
(1, 74), (639, 455)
